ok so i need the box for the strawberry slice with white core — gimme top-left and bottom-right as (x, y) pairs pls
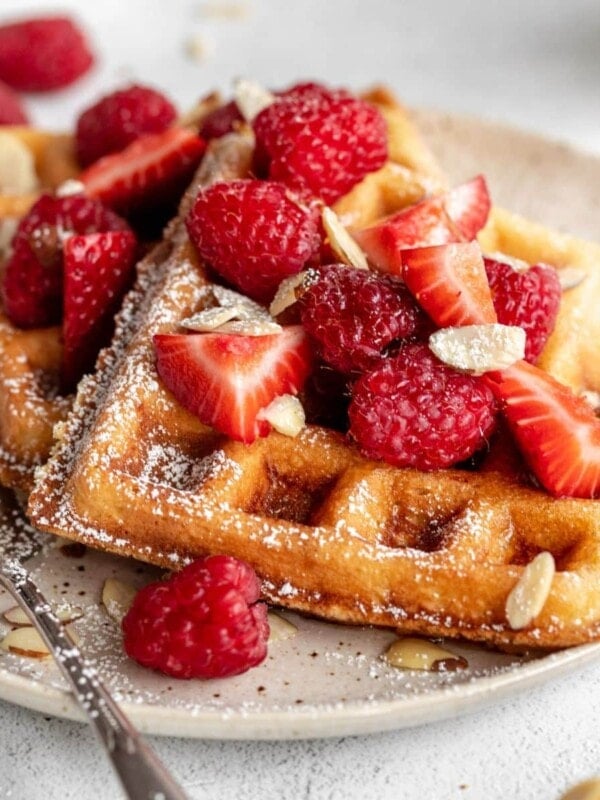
(444, 174), (491, 240)
(62, 230), (137, 389)
(354, 176), (491, 274)
(484, 361), (600, 498)
(354, 196), (462, 274)
(80, 127), (206, 214)
(153, 326), (313, 443)
(402, 241), (497, 327)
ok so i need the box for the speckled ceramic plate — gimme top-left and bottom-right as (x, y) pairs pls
(1, 113), (600, 740)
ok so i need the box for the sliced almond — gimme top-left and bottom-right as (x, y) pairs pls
(558, 267), (587, 292)
(217, 318), (282, 336)
(560, 778), (600, 800)
(257, 394), (305, 437)
(485, 251), (530, 273)
(580, 390), (600, 412)
(322, 207), (369, 270)
(383, 637), (468, 672)
(429, 324), (525, 375)
(1, 626), (50, 659)
(185, 32), (216, 63)
(269, 272), (309, 317)
(267, 611), (298, 643)
(3, 604), (83, 626)
(55, 179), (85, 198)
(506, 551), (555, 630)
(101, 578), (137, 624)
(0, 132), (39, 194)
(0, 217), (17, 258)
(234, 79), (275, 122)
(181, 305), (249, 331)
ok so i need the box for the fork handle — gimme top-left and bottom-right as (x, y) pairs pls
(1, 559), (189, 800)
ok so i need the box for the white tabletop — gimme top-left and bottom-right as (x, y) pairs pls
(1, 1), (600, 798)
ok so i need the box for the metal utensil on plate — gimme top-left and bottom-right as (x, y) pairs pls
(0, 488), (189, 800)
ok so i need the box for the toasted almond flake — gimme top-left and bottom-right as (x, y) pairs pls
(1, 626), (50, 658)
(234, 79), (275, 122)
(322, 207), (369, 270)
(580, 390), (600, 412)
(269, 272), (309, 317)
(0, 217), (17, 259)
(185, 32), (216, 63)
(558, 267), (587, 291)
(0, 132), (39, 194)
(3, 604), (83, 626)
(506, 551), (555, 630)
(198, 2), (250, 19)
(485, 251), (530, 273)
(257, 394), (305, 437)
(559, 778), (600, 800)
(267, 611), (298, 643)
(101, 578), (137, 624)
(429, 324), (525, 375)
(217, 318), (282, 335)
(55, 179), (85, 198)
(383, 637), (468, 672)
(181, 305), (247, 331)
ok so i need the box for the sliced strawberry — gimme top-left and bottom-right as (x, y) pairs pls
(354, 196), (462, 274)
(354, 176), (491, 274)
(444, 175), (491, 240)
(484, 361), (600, 498)
(79, 127), (206, 215)
(153, 326), (313, 443)
(401, 241), (497, 327)
(62, 230), (137, 389)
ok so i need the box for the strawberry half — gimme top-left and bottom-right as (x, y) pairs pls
(484, 361), (600, 498)
(153, 326), (313, 443)
(62, 230), (137, 389)
(354, 175), (491, 273)
(401, 241), (497, 327)
(80, 127), (206, 215)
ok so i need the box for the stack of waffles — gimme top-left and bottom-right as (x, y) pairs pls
(3, 87), (600, 651)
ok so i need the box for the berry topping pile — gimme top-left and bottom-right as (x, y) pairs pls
(122, 555), (269, 679)
(253, 82), (388, 203)
(0, 16), (94, 92)
(76, 84), (177, 167)
(349, 343), (497, 469)
(185, 179), (321, 303)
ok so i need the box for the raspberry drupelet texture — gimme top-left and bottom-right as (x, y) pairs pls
(484, 257), (561, 363)
(186, 179), (322, 303)
(253, 83), (388, 204)
(122, 555), (269, 679)
(349, 343), (497, 469)
(299, 264), (428, 374)
(76, 84), (177, 167)
(1, 194), (131, 328)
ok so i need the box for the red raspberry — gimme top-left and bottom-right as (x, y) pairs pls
(349, 343), (497, 469)
(484, 257), (561, 363)
(76, 84), (177, 167)
(0, 80), (28, 124)
(299, 264), (428, 373)
(253, 85), (388, 204)
(186, 179), (322, 303)
(2, 194), (130, 328)
(122, 555), (269, 679)
(199, 100), (243, 140)
(0, 16), (94, 92)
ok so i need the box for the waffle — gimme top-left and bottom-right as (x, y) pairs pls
(0, 129), (79, 492)
(26, 99), (600, 651)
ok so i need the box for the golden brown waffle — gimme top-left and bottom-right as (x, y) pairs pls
(0, 129), (79, 492)
(27, 121), (600, 650)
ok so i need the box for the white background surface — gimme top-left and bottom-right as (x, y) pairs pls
(1, 1), (600, 798)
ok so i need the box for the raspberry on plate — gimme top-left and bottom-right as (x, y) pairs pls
(349, 343), (497, 469)
(253, 83), (388, 204)
(186, 179), (322, 303)
(122, 555), (269, 679)
(0, 80), (28, 124)
(0, 16), (94, 92)
(484, 257), (561, 363)
(299, 264), (428, 373)
(1, 194), (131, 328)
(76, 84), (177, 167)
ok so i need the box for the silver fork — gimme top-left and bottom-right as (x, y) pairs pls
(0, 488), (189, 800)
